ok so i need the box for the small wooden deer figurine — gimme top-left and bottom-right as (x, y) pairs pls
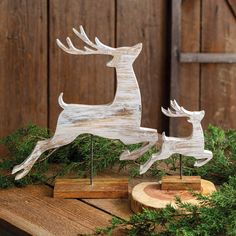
(12, 26), (158, 180)
(140, 100), (213, 174)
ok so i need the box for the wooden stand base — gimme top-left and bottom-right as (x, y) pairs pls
(131, 177), (216, 213)
(161, 176), (201, 191)
(53, 178), (128, 199)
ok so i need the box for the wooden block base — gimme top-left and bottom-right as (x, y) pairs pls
(131, 179), (216, 213)
(161, 176), (201, 191)
(53, 178), (128, 199)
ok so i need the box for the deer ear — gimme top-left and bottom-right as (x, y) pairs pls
(132, 43), (142, 54)
(133, 43), (142, 50)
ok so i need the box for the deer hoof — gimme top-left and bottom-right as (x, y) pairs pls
(119, 150), (131, 160)
(12, 165), (31, 180)
(194, 158), (209, 167)
(139, 165), (146, 175)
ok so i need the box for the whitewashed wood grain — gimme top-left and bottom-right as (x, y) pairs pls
(12, 26), (158, 180)
(140, 100), (213, 174)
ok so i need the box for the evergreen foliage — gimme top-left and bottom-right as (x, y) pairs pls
(95, 125), (236, 236)
(96, 177), (236, 236)
(181, 124), (236, 184)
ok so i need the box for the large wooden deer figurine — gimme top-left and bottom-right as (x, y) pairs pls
(12, 26), (158, 180)
(140, 100), (213, 174)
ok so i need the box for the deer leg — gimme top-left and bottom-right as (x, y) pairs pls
(12, 134), (78, 180)
(140, 146), (171, 174)
(139, 152), (161, 175)
(119, 141), (156, 161)
(194, 150), (213, 167)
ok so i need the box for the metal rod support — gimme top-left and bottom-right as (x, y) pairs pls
(90, 134), (94, 186)
(179, 155), (183, 179)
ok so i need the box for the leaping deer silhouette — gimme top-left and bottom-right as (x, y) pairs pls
(12, 26), (212, 180)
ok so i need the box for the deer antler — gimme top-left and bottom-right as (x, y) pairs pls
(56, 25), (115, 55)
(161, 100), (192, 117)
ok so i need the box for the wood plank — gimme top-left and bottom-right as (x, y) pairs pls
(49, 0), (115, 131)
(0, 0), (48, 137)
(0, 185), (112, 235)
(54, 178), (128, 199)
(201, 0), (236, 130)
(83, 198), (132, 220)
(170, 0), (182, 136)
(180, 53), (236, 63)
(170, 0), (201, 136)
(117, 0), (168, 132)
(226, 0), (236, 19)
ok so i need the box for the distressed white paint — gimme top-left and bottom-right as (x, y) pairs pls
(140, 100), (213, 174)
(12, 26), (158, 180)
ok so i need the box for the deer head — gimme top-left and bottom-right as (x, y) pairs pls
(56, 26), (142, 68)
(162, 100), (205, 123)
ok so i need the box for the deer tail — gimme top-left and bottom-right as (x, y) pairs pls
(162, 132), (167, 141)
(58, 93), (68, 109)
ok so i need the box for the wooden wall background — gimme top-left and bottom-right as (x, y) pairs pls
(172, 0), (236, 136)
(0, 0), (236, 139)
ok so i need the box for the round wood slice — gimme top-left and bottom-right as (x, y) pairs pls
(131, 179), (216, 213)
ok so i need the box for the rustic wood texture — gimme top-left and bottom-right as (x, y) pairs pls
(170, 0), (201, 136)
(140, 100), (212, 174)
(171, 0), (236, 135)
(226, 0), (236, 18)
(0, 0), (48, 137)
(161, 176), (201, 191)
(131, 179), (216, 213)
(49, 0), (115, 132)
(83, 198), (132, 220)
(12, 25), (158, 180)
(201, 0), (236, 129)
(117, 0), (168, 132)
(170, 0), (181, 135)
(0, 185), (112, 236)
(53, 178), (128, 199)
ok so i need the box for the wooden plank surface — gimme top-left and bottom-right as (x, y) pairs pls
(170, 0), (181, 135)
(201, 0), (236, 129)
(226, 0), (236, 18)
(0, 0), (48, 137)
(117, 0), (168, 132)
(170, 0), (201, 136)
(0, 185), (112, 236)
(83, 198), (132, 220)
(49, 0), (115, 131)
